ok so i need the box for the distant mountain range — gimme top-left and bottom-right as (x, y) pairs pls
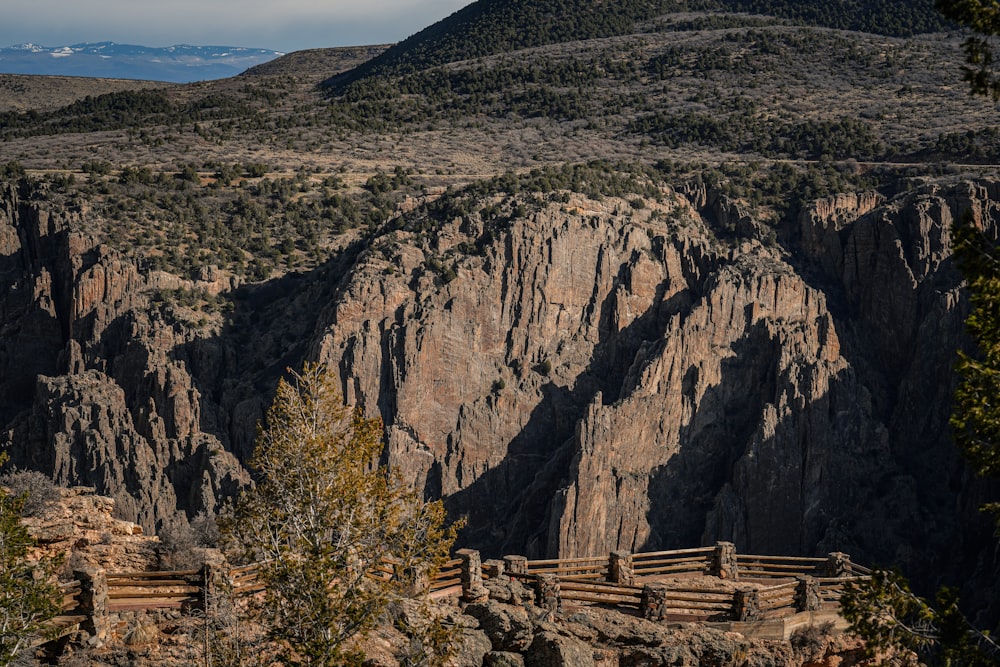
(0, 42), (284, 83)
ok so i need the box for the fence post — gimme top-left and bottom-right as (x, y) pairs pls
(503, 555), (528, 576)
(609, 550), (635, 585)
(535, 573), (560, 613)
(734, 588), (760, 622)
(457, 548), (488, 603)
(795, 576), (821, 612)
(483, 559), (505, 580)
(74, 567), (110, 648)
(641, 583), (669, 621)
(200, 562), (219, 608)
(826, 552), (850, 578)
(712, 541), (738, 580)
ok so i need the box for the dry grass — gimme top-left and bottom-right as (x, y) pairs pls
(1, 14), (997, 282)
(0, 74), (174, 112)
(2, 20), (994, 181)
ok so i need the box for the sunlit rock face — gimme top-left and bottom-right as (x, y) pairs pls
(2, 177), (998, 619)
(311, 178), (999, 601)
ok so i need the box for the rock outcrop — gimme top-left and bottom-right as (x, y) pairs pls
(1, 174), (998, 616)
(310, 178), (998, 597)
(0, 181), (249, 533)
(21, 486), (160, 574)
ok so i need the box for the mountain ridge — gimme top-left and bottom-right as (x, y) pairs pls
(325, 0), (952, 89)
(0, 41), (284, 83)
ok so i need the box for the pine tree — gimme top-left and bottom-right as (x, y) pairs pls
(0, 453), (62, 667)
(841, 570), (1000, 666)
(935, 0), (1000, 99)
(952, 212), (1000, 502)
(221, 364), (459, 666)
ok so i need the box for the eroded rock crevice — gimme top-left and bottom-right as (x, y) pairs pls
(1, 177), (997, 613)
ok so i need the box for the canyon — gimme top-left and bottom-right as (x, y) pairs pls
(2, 3), (1000, 650)
(2, 171), (997, 622)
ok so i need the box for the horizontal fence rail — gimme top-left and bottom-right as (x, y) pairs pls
(527, 555), (609, 580)
(40, 542), (871, 646)
(106, 569), (202, 611)
(428, 558), (464, 600)
(59, 580), (82, 613)
(632, 547), (714, 577)
(756, 580), (799, 619)
(736, 554), (828, 579)
(817, 575), (867, 608)
(558, 579), (643, 608)
(644, 584), (737, 621)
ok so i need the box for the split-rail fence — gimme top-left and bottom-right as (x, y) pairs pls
(47, 541), (871, 642)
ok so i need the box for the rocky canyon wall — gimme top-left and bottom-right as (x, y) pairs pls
(0, 180), (249, 531)
(1, 175), (997, 614)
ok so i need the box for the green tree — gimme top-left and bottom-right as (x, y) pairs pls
(0, 453), (62, 667)
(952, 213), (1000, 507)
(935, 0), (1000, 99)
(842, 570), (1000, 666)
(842, 214), (1000, 666)
(221, 365), (459, 666)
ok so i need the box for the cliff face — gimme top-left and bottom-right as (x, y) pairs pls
(1, 175), (997, 606)
(309, 177), (999, 598)
(0, 181), (249, 531)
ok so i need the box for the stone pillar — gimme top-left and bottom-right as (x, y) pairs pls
(503, 555), (529, 576)
(609, 550), (635, 585)
(458, 548), (488, 602)
(404, 563), (432, 597)
(75, 567), (110, 648)
(712, 541), (738, 580)
(826, 552), (850, 578)
(483, 559), (505, 580)
(535, 574), (560, 612)
(734, 588), (760, 622)
(642, 583), (669, 621)
(795, 576), (821, 612)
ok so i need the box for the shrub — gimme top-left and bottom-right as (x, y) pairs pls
(0, 469), (61, 518)
(0, 454), (62, 665)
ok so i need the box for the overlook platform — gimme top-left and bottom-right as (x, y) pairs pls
(437, 542), (870, 627)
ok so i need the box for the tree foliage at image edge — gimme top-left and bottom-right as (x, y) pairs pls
(936, 0), (1000, 99)
(841, 214), (1000, 666)
(952, 212), (1000, 493)
(0, 453), (62, 667)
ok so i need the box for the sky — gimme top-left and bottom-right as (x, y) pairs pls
(0, 0), (472, 53)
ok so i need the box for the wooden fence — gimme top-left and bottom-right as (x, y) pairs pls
(525, 555), (610, 580)
(631, 546), (715, 578)
(428, 558), (463, 599)
(455, 542), (871, 623)
(736, 554), (830, 579)
(46, 541), (871, 642)
(106, 569), (202, 612)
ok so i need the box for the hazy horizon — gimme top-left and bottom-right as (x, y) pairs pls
(0, 0), (471, 53)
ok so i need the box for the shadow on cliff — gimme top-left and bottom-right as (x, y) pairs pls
(444, 242), (711, 559)
(441, 381), (580, 559)
(640, 317), (781, 553)
(0, 194), (86, 426)
(638, 313), (994, 613)
(174, 243), (367, 457)
(70, 240), (371, 522)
